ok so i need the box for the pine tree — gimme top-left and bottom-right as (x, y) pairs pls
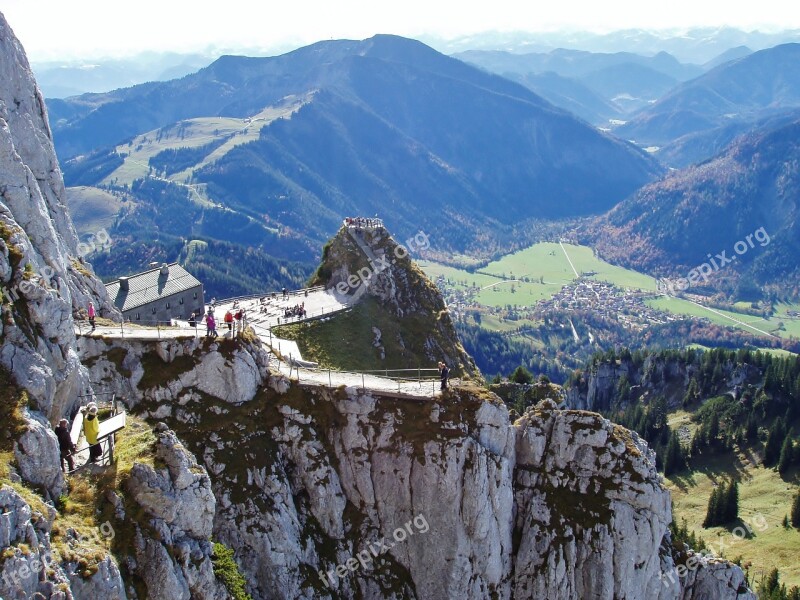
(759, 568), (780, 597)
(690, 428), (704, 457)
(765, 419), (787, 467)
(683, 377), (700, 408)
(708, 413), (720, 448)
(703, 485), (721, 528)
(723, 480), (739, 524)
(792, 490), (800, 529)
(664, 430), (687, 476)
(510, 365), (533, 385)
(778, 432), (794, 475)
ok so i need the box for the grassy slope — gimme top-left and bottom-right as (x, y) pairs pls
(104, 98), (309, 188)
(274, 296), (446, 373)
(666, 449), (800, 588)
(66, 186), (127, 235)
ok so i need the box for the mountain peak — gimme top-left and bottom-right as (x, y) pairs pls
(282, 220), (478, 376)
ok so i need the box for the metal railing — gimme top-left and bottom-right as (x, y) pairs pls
(66, 393), (122, 472)
(272, 353), (446, 396)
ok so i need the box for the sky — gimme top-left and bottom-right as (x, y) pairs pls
(2, 0), (800, 62)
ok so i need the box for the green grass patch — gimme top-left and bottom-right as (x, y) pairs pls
(137, 351), (200, 390)
(667, 453), (800, 588)
(474, 279), (563, 308)
(0, 366), (29, 453)
(274, 297), (442, 373)
(66, 186), (126, 235)
(646, 297), (782, 338)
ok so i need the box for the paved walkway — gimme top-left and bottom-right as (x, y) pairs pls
(273, 356), (443, 397)
(76, 286), (443, 398)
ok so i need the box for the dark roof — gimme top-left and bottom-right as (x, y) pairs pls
(105, 263), (201, 312)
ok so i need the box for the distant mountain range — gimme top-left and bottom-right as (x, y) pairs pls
(33, 27), (796, 99)
(32, 52), (214, 98)
(51, 34), (661, 292)
(455, 48), (699, 121)
(615, 43), (800, 154)
(585, 118), (800, 299)
(432, 27), (800, 64)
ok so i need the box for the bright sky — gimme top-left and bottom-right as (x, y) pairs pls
(2, 0), (799, 61)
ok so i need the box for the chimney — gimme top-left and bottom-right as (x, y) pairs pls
(119, 276), (129, 290)
(160, 263), (169, 276)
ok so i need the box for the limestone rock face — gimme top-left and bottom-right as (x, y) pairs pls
(0, 485), (127, 600)
(125, 427), (229, 600)
(76, 335), (272, 410)
(13, 408), (64, 500)
(148, 371), (753, 600)
(0, 11), (117, 420)
(674, 552), (755, 600)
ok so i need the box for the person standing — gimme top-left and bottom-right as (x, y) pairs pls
(224, 310), (234, 332)
(205, 311), (218, 338)
(188, 312), (197, 328)
(55, 419), (76, 472)
(439, 361), (450, 391)
(88, 301), (96, 331)
(82, 403), (102, 463)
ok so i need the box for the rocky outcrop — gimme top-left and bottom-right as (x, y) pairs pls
(147, 367), (754, 600)
(677, 552), (753, 599)
(77, 334), (272, 411)
(564, 351), (761, 412)
(0, 485), (127, 599)
(312, 224), (477, 377)
(123, 424), (230, 600)
(13, 409), (64, 500)
(0, 11), (117, 421)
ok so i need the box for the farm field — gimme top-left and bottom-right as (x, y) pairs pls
(422, 242), (798, 349)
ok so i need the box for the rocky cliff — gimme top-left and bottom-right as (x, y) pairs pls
(0, 12), (116, 423)
(564, 350), (761, 412)
(80, 332), (753, 599)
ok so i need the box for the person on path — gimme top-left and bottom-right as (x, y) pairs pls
(82, 403), (102, 463)
(88, 301), (96, 331)
(188, 312), (197, 328)
(205, 312), (218, 338)
(438, 361), (450, 391)
(224, 310), (234, 332)
(55, 418), (76, 472)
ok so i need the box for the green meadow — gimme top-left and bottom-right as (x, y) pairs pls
(103, 97), (309, 188)
(667, 454), (800, 588)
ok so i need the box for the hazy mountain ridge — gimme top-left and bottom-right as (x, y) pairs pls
(585, 118), (800, 299)
(616, 43), (800, 148)
(434, 26), (800, 63)
(52, 34), (661, 286)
